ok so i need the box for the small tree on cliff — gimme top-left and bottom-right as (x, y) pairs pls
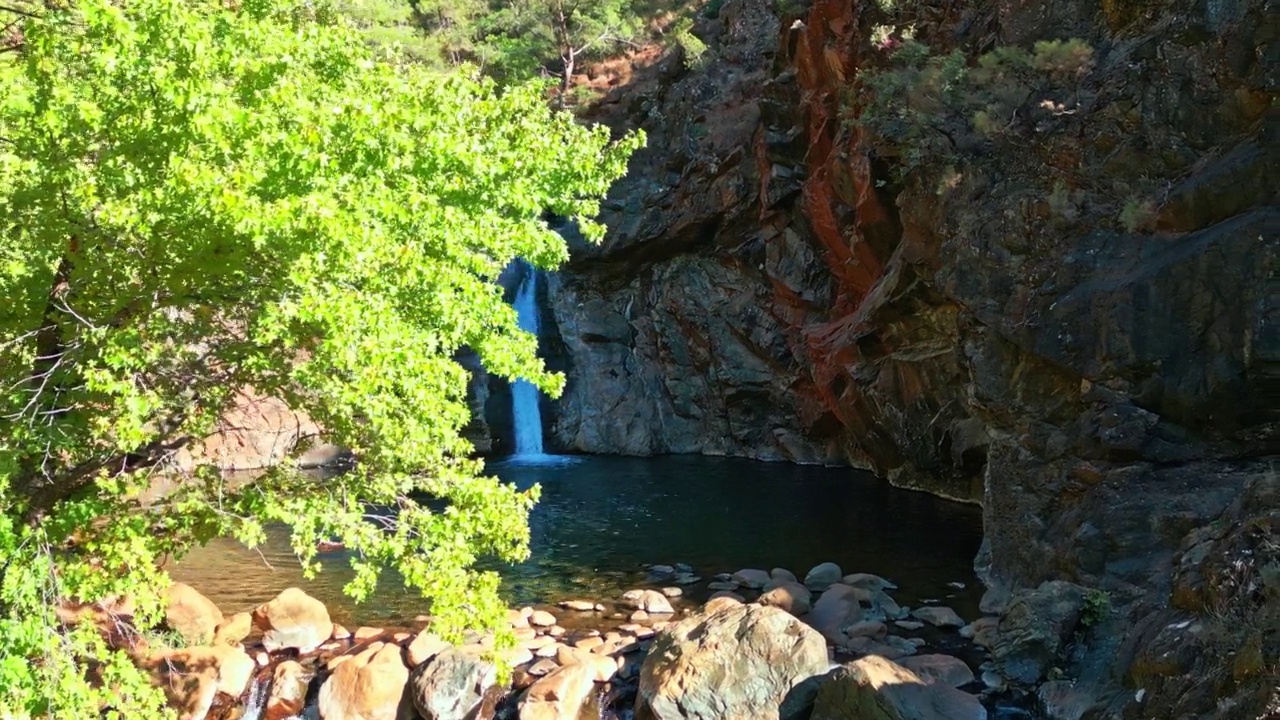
(0, 0), (640, 715)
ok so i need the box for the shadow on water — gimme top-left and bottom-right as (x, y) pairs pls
(172, 455), (984, 625)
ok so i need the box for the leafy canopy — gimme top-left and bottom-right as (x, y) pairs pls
(0, 0), (640, 715)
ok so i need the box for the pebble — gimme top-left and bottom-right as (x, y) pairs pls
(574, 636), (604, 650)
(508, 609), (530, 628)
(353, 626), (382, 641)
(547, 626), (566, 637)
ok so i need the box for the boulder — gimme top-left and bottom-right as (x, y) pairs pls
(164, 582), (224, 646)
(805, 584), (864, 642)
(992, 581), (1086, 685)
(212, 612), (252, 647)
(845, 621), (887, 640)
(771, 568), (799, 583)
(731, 568), (772, 590)
(841, 573), (897, 592)
(758, 581), (813, 615)
(804, 563), (843, 592)
(266, 660), (310, 720)
(636, 602), (828, 720)
(810, 655), (987, 720)
(529, 610), (557, 627)
(145, 643), (255, 719)
(899, 655), (976, 688)
(620, 589), (674, 614)
(407, 631), (450, 668)
(518, 664), (597, 720)
(410, 648), (498, 720)
(959, 618), (998, 648)
(704, 594), (744, 613)
(253, 587), (332, 653)
(317, 642), (409, 720)
(911, 606), (965, 628)
(558, 599), (598, 612)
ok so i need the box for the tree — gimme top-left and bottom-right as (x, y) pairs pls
(0, 0), (641, 715)
(478, 0), (643, 95)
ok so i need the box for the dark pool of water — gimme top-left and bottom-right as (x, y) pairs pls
(171, 455), (984, 625)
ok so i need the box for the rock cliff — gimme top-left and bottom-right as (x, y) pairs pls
(544, 0), (1278, 716)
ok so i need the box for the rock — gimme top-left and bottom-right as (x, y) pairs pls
(758, 581), (813, 615)
(771, 568), (798, 583)
(509, 609), (531, 628)
(574, 636), (604, 651)
(804, 563), (843, 592)
(145, 643), (256, 718)
(900, 655), (976, 688)
(504, 646), (534, 666)
(843, 636), (915, 660)
(354, 626), (384, 641)
(535, 642), (563, 658)
(661, 587), (684, 598)
(732, 568), (772, 590)
(332, 624), (351, 640)
(841, 573), (897, 592)
(529, 610), (557, 627)
(992, 581), (1086, 685)
(673, 574), (702, 585)
(805, 584), (864, 642)
(267, 660), (310, 719)
(523, 635), (556, 651)
(558, 599), (598, 612)
(911, 606), (965, 628)
(555, 645), (617, 681)
(1036, 679), (1093, 720)
(704, 594), (744, 613)
(895, 621), (925, 631)
(212, 611), (252, 647)
(810, 655), (987, 720)
(636, 602), (828, 720)
(253, 587), (332, 653)
(647, 564), (678, 582)
(959, 617), (998, 648)
(845, 621), (887, 640)
(979, 586), (1011, 615)
(164, 582), (224, 646)
(518, 664), (597, 720)
(621, 589), (674, 614)
(410, 648), (497, 720)
(631, 610), (650, 622)
(707, 581), (739, 591)
(527, 658), (559, 676)
(317, 642), (408, 720)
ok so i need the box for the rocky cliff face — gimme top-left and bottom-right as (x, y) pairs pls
(545, 0), (1278, 716)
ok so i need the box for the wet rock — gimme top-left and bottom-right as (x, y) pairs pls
(959, 618), (998, 648)
(164, 582), (224, 646)
(845, 621), (887, 640)
(636, 602), (828, 720)
(979, 587), (1010, 615)
(558, 599), (598, 612)
(841, 573), (897, 593)
(621, 589), (675, 614)
(707, 581), (740, 591)
(805, 584), (864, 642)
(647, 564), (678, 582)
(992, 581), (1086, 685)
(1036, 679), (1093, 720)
(354, 626), (383, 641)
(704, 594), (744, 612)
(911, 606), (965, 628)
(253, 587), (332, 653)
(673, 573), (702, 585)
(810, 655), (987, 720)
(771, 568), (798, 583)
(212, 612), (251, 647)
(266, 660), (310, 719)
(895, 621), (925, 631)
(900, 654), (976, 688)
(318, 642), (408, 720)
(731, 568), (772, 590)
(661, 587), (684, 598)
(519, 663), (597, 720)
(843, 636), (915, 660)
(410, 648), (497, 720)
(758, 581), (813, 615)
(804, 563), (843, 592)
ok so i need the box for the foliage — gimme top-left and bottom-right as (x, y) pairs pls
(671, 17), (708, 70)
(0, 0), (641, 716)
(1080, 589), (1112, 627)
(850, 38), (1094, 180)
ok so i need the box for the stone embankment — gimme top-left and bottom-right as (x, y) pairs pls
(120, 559), (1038, 720)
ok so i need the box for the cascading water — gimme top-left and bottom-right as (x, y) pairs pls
(510, 263), (545, 456)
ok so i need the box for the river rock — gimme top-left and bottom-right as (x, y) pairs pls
(518, 663), (597, 720)
(911, 606), (965, 628)
(991, 581), (1086, 685)
(707, 580), (739, 591)
(254, 587), (332, 653)
(404, 631), (448, 668)
(804, 563), (843, 592)
(509, 609), (531, 628)
(621, 589), (674, 614)
(900, 655), (976, 688)
(771, 568), (798, 583)
(673, 573), (702, 585)
(805, 584), (864, 642)
(212, 611), (251, 647)
(410, 648), (498, 720)
(841, 573), (897, 592)
(704, 594), (744, 612)
(145, 643), (255, 719)
(528, 658), (559, 676)
(164, 582), (224, 646)
(267, 660), (311, 719)
(845, 620), (887, 640)
(558, 599), (599, 611)
(810, 655), (987, 720)
(317, 642), (408, 720)
(758, 581), (813, 615)
(731, 568), (772, 590)
(529, 610), (557, 627)
(661, 587), (684, 598)
(959, 617), (998, 648)
(647, 564), (678, 582)
(636, 602), (828, 720)
(844, 635), (915, 660)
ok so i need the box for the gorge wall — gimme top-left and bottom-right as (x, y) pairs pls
(540, 0), (1278, 716)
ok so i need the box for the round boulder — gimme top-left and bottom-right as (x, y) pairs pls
(758, 581), (813, 615)
(810, 655), (986, 720)
(636, 602), (828, 720)
(410, 647), (498, 720)
(164, 582), (224, 646)
(518, 663), (597, 720)
(253, 587), (332, 653)
(621, 589), (674, 614)
(804, 563), (843, 592)
(317, 642), (409, 720)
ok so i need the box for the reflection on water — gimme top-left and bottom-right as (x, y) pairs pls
(171, 456), (984, 625)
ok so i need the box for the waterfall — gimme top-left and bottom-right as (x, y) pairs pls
(511, 264), (545, 456)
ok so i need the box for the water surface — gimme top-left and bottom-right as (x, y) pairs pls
(172, 456), (984, 625)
